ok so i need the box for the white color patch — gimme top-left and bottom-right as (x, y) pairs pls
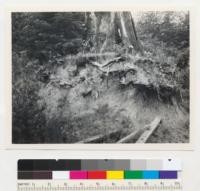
(52, 171), (70, 179)
(163, 159), (182, 171)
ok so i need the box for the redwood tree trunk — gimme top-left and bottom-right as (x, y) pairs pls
(85, 11), (143, 54)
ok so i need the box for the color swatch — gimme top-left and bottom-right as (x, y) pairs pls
(18, 170), (178, 180)
(18, 159), (181, 171)
(107, 171), (124, 179)
(18, 159), (180, 180)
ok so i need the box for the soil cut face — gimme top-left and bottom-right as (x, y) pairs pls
(38, 53), (189, 143)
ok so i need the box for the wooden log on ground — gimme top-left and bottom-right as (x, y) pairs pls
(116, 116), (161, 143)
(136, 117), (162, 143)
(117, 129), (142, 143)
(76, 129), (122, 143)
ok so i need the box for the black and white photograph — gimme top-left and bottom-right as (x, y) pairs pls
(11, 10), (190, 144)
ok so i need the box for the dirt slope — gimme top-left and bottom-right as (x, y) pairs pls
(38, 53), (189, 143)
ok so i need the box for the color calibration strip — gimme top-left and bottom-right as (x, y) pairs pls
(18, 170), (178, 180)
(18, 159), (181, 171)
(18, 159), (181, 180)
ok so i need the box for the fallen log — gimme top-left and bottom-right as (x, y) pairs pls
(117, 129), (142, 143)
(136, 117), (162, 143)
(76, 129), (122, 143)
(116, 117), (161, 143)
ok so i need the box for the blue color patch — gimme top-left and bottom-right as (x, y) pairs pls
(143, 171), (159, 179)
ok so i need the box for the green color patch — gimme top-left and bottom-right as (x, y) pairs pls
(124, 171), (143, 179)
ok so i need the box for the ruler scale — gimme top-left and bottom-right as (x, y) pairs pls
(17, 180), (182, 191)
(17, 159), (182, 191)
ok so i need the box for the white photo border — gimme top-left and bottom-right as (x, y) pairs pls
(5, 4), (196, 150)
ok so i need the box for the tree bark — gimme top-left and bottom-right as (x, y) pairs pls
(85, 12), (143, 54)
(118, 12), (143, 53)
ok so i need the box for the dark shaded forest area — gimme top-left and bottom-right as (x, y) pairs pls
(12, 11), (189, 143)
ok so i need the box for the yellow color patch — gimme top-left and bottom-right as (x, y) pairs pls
(106, 171), (124, 179)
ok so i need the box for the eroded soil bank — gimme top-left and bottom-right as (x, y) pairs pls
(38, 54), (189, 143)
